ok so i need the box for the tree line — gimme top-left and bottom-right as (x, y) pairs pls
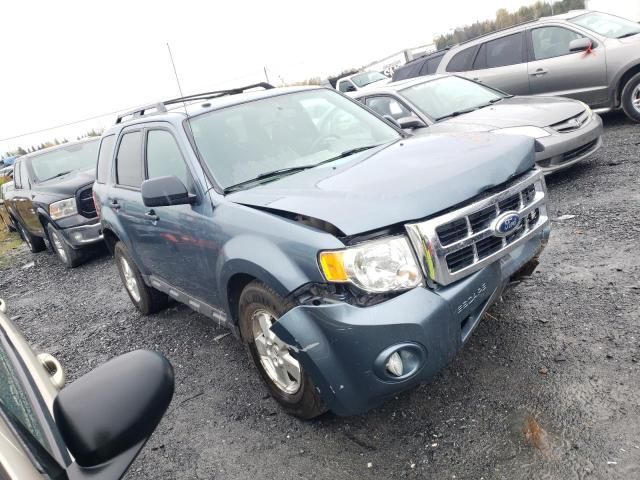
(2, 128), (103, 159)
(434, 0), (586, 49)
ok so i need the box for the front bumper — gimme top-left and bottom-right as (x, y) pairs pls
(272, 227), (549, 416)
(536, 114), (603, 174)
(57, 219), (103, 248)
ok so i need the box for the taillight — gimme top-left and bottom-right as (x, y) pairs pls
(93, 190), (102, 218)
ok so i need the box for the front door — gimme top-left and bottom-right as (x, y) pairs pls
(527, 25), (608, 105)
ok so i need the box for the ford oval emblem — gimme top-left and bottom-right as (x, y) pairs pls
(493, 212), (521, 237)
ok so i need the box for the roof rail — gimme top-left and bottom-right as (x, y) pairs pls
(115, 82), (275, 124)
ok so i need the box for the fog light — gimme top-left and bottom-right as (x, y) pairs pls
(386, 352), (403, 377)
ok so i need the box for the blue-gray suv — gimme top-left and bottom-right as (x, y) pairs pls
(93, 84), (551, 418)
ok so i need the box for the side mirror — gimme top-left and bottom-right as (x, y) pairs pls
(383, 115), (402, 129)
(397, 116), (427, 130)
(141, 175), (195, 208)
(53, 350), (173, 474)
(569, 38), (593, 52)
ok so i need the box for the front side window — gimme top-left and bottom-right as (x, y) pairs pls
(29, 140), (100, 183)
(531, 26), (585, 60)
(189, 89), (400, 190)
(350, 71), (387, 88)
(19, 161), (30, 189)
(401, 76), (503, 121)
(365, 96), (412, 120)
(96, 135), (116, 184)
(477, 32), (524, 69)
(338, 80), (355, 92)
(146, 130), (193, 190)
(571, 12), (640, 38)
(446, 46), (477, 72)
(116, 131), (143, 188)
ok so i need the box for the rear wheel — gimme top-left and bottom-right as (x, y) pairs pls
(114, 241), (168, 315)
(17, 222), (46, 253)
(621, 72), (640, 123)
(46, 224), (85, 268)
(238, 281), (326, 419)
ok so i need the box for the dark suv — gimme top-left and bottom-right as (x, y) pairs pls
(94, 84), (550, 418)
(5, 139), (103, 268)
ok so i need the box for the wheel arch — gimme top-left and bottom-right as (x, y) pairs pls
(614, 62), (640, 106)
(102, 227), (120, 255)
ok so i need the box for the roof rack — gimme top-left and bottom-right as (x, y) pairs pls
(454, 18), (539, 47)
(115, 82), (275, 124)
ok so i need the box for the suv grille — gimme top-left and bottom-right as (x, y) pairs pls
(406, 170), (548, 285)
(77, 185), (97, 218)
(551, 110), (590, 133)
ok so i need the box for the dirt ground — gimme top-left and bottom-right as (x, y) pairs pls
(0, 111), (638, 479)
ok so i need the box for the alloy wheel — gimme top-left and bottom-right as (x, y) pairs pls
(50, 230), (68, 263)
(251, 309), (301, 394)
(120, 257), (141, 303)
(633, 84), (640, 114)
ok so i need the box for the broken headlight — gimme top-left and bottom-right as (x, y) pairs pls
(319, 237), (422, 293)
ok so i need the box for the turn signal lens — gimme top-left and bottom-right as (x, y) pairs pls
(319, 251), (348, 282)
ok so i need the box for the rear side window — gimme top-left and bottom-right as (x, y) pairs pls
(475, 33), (525, 69)
(115, 131), (143, 188)
(96, 135), (115, 184)
(445, 46), (477, 72)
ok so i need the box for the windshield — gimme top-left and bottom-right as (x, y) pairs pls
(400, 76), (503, 121)
(30, 140), (100, 183)
(188, 89), (400, 190)
(351, 72), (387, 87)
(570, 12), (640, 38)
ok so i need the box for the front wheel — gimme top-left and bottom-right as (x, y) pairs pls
(46, 224), (86, 268)
(17, 222), (46, 253)
(621, 72), (640, 123)
(238, 281), (326, 419)
(114, 241), (168, 315)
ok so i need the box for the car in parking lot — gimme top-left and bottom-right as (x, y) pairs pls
(0, 297), (174, 479)
(393, 10), (640, 122)
(336, 71), (390, 93)
(93, 83), (550, 418)
(354, 74), (603, 173)
(0, 165), (14, 179)
(4, 139), (104, 268)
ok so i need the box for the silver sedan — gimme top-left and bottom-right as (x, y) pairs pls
(353, 75), (603, 174)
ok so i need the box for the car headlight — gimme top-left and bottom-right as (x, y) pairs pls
(319, 237), (422, 293)
(580, 102), (592, 119)
(491, 126), (551, 138)
(49, 198), (78, 220)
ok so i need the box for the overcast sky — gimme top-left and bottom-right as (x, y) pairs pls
(1, 0), (535, 154)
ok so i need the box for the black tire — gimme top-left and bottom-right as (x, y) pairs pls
(17, 222), (46, 253)
(621, 72), (640, 123)
(46, 223), (86, 268)
(114, 241), (168, 315)
(238, 281), (326, 419)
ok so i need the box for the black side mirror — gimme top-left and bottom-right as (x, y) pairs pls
(53, 350), (173, 476)
(141, 175), (195, 208)
(569, 38), (593, 52)
(397, 116), (427, 130)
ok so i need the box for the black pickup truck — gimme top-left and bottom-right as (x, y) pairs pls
(5, 139), (103, 267)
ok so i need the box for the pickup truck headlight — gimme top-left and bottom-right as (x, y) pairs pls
(49, 198), (78, 220)
(319, 237), (422, 293)
(491, 126), (550, 138)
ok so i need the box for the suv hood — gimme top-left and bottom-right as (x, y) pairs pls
(34, 168), (95, 196)
(429, 96), (585, 131)
(228, 133), (535, 236)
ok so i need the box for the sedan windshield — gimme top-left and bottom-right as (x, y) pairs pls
(30, 140), (100, 183)
(570, 12), (640, 38)
(400, 76), (504, 121)
(188, 89), (400, 190)
(351, 72), (388, 87)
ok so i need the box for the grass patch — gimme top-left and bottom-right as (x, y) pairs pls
(0, 228), (22, 265)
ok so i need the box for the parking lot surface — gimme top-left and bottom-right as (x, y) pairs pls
(0, 112), (638, 479)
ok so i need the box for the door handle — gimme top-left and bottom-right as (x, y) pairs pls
(145, 210), (159, 222)
(530, 68), (548, 76)
(109, 199), (121, 211)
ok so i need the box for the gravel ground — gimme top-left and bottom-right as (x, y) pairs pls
(1, 111), (639, 479)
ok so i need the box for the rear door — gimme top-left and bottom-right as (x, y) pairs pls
(466, 32), (530, 95)
(526, 24), (607, 104)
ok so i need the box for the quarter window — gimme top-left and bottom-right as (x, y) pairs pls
(477, 32), (524, 69)
(146, 130), (194, 191)
(531, 26), (585, 60)
(115, 131), (143, 188)
(446, 46), (477, 73)
(96, 135), (116, 184)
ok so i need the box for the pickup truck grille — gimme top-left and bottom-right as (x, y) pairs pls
(405, 169), (548, 286)
(77, 185), (97, 218)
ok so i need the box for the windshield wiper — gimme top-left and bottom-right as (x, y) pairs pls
(617, 32), (640, 39)
(435, 98), (503, 121)
(42, 170), (73, 181)
(223, 144), (383, 193)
